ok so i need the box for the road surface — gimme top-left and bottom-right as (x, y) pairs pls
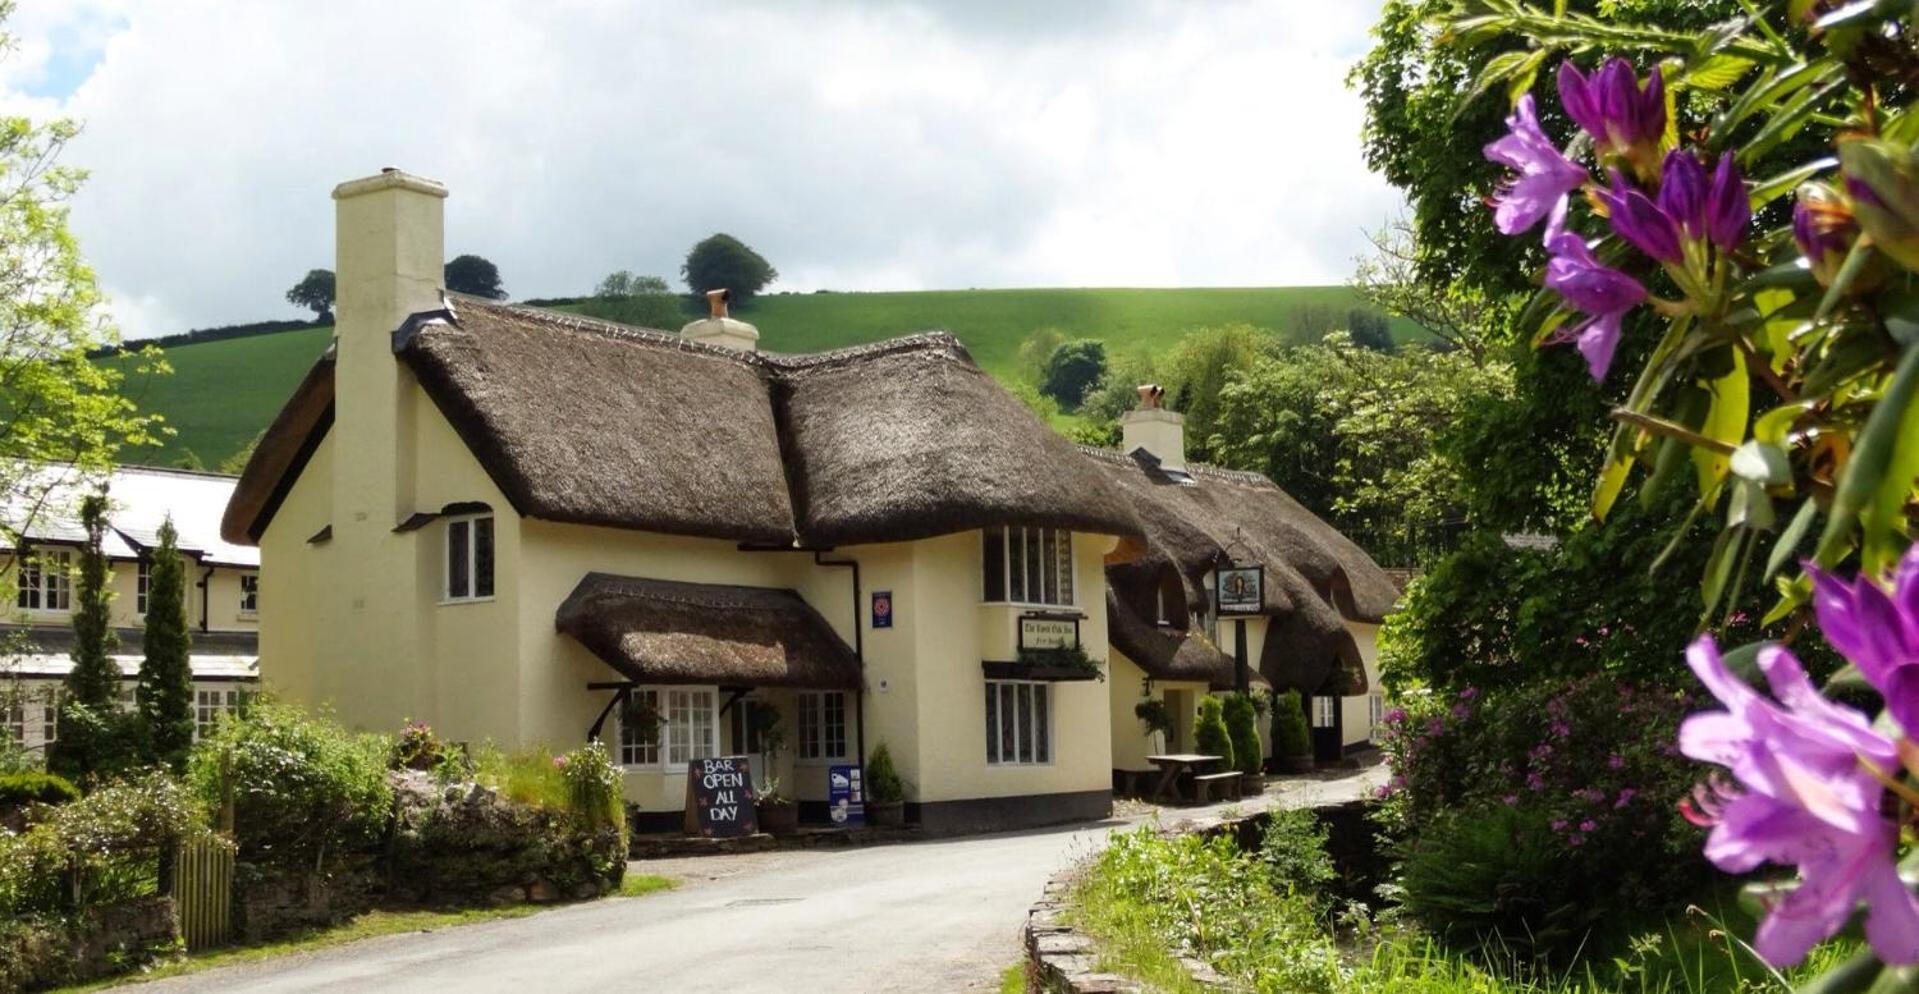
(136, 767), (1382, 993)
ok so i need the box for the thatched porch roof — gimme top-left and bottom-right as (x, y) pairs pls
(554, 573), (862, 690)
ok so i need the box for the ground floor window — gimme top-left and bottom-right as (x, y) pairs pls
(614, 686), (719, 769)
(1312, 695), (1337, 728)
(195, 686), (244, 740)
(984, 680), (1050, 765)
(796, 691), (848, 762)
(1368, 693), (1384, 729)
(1, 696), (23, 748)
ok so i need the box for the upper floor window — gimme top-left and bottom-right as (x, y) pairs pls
(444, 515), (495, 602)
(981, 527), (1074, 607)
(239, 574), (259, 615)
(795, 691), (849, 762)
(136, 559), (152, 615)
(15, 550), (71, 612)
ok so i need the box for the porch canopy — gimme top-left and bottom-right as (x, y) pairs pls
(555, 573), (861, 690)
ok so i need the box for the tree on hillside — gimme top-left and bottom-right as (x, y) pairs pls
(445, 254), (506, 299)
(1345, 309), (1394, 352)
(0, 5), (167, 572)
(136, 518), (193, 771)
(285, 268), (336, 322)
(595, 271), (670, 299)
(1350, 221), (1499, 362)
(681, 234), (777, 305)
(580, 271), (683, 330)
(1040, 339), (1107, 410)
(1152, 324), (1271, 464)
(220, 430), (264, 476)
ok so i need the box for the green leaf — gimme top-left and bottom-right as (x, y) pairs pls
(1731, 440), (1791, 484)
(1816, 346), (1919, 567)
(1463, 49), (1539, 108)
(1701, 527), (1740, 616)
(1694, 349), (1750, 498)
(1684, 53), (1754, 90)
(1719, 639), (1770, 682)
(1859, 359), (1919, 573)
(1729, 479), (1776, 531)
(1794, 948), (1888, 994)
(1764, 500), (1819, 580)
(1754, 401), (1813, 445)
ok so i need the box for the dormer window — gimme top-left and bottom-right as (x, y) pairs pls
(444, 515), (495, 602)
(15, 550), (71, 612)
(981, 527), (1075, 607)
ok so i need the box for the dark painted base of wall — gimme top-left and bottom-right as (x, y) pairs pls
(907, 789), (1111, 837)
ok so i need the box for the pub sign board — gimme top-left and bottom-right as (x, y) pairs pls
(1018, 615), (1080, 651)
(1216, 565), (1265, 616)
(828, 763), (865, 826)
(682, 756), (758, 837)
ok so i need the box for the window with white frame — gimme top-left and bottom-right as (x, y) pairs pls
(614, 687), (719, 768)
(1, 696), (24, 748)
(195, 687), (242, 740)
(1368, 693), (1384, 729)
(239, 573), (259, 615)
(980, 527), (1074, 606)
(15, 550), (72, 612)
(1312, 695), (1337, 728)
(984, 680), (1051, 765)
(616, 688), (661, 767)
(136, 559), (152, 615)
(443, 516), (495, 601)
(795, 691), (848, 762)
(117, 683), (137, 713)
(40, 691), (59, 747)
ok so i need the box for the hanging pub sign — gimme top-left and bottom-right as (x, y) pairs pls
(828, 763), (865, 827)
(871, 590), (894, 629)
(1216, 565), (1264, 616)
(1018, 615), (1080, 651)
(682, 756), (758, 837)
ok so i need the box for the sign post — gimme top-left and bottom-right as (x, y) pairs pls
(682, 756), (758, 837)
(828, 763), (865, 827)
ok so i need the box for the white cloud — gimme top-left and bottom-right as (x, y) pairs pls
(3, 0), (1401, 338)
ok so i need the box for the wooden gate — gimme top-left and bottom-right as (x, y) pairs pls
(170, 836), (234, 950)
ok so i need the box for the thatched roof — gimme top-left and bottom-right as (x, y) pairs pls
(224, 296), (1140, 548)
(1105, 590), (1239, 688)
(221, 347), (334, 545)
(1083, 447), (1394, 696)
(554, 573), (861, 689)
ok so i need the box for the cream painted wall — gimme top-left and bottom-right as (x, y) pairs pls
(1107, 652), (1208, 771)
(908, 530), (1113, 804)
(1343, 620), (1382, 747)
(257, 431), (333, 705)
(1, 551), (256, 634)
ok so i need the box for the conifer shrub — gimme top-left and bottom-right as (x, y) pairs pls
(0, 770), (80, 810)
(1271, 689), (1312, 759)
(1193, 696), (1234, 770)
(1222, 692), (1262, 775)
(865, 742), (905, 803)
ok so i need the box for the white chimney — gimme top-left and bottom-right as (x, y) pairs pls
(680, 288), (760, 351)
(1120, 383), (1186, 473)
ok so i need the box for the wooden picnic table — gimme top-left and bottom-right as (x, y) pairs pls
(1144, 753), (1225, 804)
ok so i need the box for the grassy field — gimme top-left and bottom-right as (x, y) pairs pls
(109, 285), (1420, 468)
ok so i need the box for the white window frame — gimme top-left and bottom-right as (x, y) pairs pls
(1, 695), (24, 749)
(194, 685), (243, 741)
(238, 573), (259, 616)
(1368, 693), (1384, 729)
(611, 685), (720, 770)
(136, 558), (152, 615)
(795, 691), (849, 764)
(984, 679), (1052, 766)
(1312, 695), (1338, 728)
(442, 515), (496, 603)
(981, 527), (1076, 608)
(15, 549), (72, 613)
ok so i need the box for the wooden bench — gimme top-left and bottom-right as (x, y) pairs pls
(1192, 772), (1242, 804)
(1114, 770), (1158, 797)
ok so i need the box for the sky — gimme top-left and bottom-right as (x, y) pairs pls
(0, 0), (1402, 340)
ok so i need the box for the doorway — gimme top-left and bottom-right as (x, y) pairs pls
(1309, 688), (1343, 763)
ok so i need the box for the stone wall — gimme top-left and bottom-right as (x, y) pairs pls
(0, 896), (179, 994)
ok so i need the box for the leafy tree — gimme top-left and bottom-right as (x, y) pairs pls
(0, 17), (167, 573)
(444, 254), (506, 299)
(284, 268), (335, 322)
(680, 234), (777, 305)
(219, 430), (263, 475)
(1345, 309), (1394, 352)
(594, 271), (669, 299)
(1039, 339), (1107, 410)
(136, 519), (193, 771)
(579, 271), (683, 330)
(1350, 220), (1504, 362)
(1015, 327), (1068, 384)
(1153, 324), (1271, 463)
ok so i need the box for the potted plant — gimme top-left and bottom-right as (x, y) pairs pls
(1271, 689), (1315, 774)
(1222, 692), (1264, 794)
(1194, 696), (1235, 772)
(865, 742), (907, 827)
(1134, 696), (1173, 753)
(755, 775), (800, 835)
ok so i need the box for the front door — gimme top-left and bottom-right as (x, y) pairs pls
(1309, 692), (1342, 762)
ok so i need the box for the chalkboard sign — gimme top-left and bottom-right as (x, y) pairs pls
(682, 756), (758, 837)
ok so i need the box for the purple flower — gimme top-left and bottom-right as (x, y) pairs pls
(1502, 794), (1519, 806)
(1568, 833), (1586, 847)
(1580, 819), (1598, 833)
(1615, 789), (1636, 808)
(1451, 703), (1472, 720)
(1551, 720), (1572, 739)
(1794, 189), (1855, 285)
(1483, 94), (1590, 236)
(1598, 170), (1683, 263)
(1659, 151), (1708, 241)
(1608, 754), (1625, 769)
(1383, 707), (1407, 725)
(1527, 772), (1546, 792)
(1542, 226), (1648, 379)
(1551, 818), (1569, 832)
(1556, 59), (1666, 157)
(1706, 153), (1750, 250)
(1459, 687), (1480, 701)
(1808, 543), (1919, 735)
(1679, 636), (1919, 966)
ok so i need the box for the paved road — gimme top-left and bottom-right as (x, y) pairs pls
(138, 767), (1382, 994)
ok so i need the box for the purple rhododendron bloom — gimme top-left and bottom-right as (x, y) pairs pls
(1543, 227), (1648, 378)
(1483, 94), (1590, 236)
(1679, 636), (1919, 966)
(1793, 183), (1858, 286)
(1706, 153), (1750, 249)
(1557, 59), (1665, 155)
(1660, 151), (1709, 239)
(1598, 171), (1683, 263)
(1809, 543), (1919, 735)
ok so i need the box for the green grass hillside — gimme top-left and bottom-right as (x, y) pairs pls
(112, 286), (1419, 468)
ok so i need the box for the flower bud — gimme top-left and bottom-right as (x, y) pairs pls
(1792, 181), (1857, 286)
(1838, 137), (1919, 274)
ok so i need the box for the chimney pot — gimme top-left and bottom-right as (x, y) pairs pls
(681, 288), (758, 351)
(706, 288), (731, 320)
(1137, 383), (1164, 410)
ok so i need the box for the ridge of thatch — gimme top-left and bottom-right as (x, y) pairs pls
(1081, 446), (1384, 696)
(1105, 590), (1240, 689)
(224, 294), (1142, 549)
(554, 573), (861, 689)
(221, 346), (336, 544)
